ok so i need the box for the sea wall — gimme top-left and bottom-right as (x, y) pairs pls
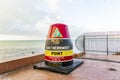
(0, 54), (44, 74)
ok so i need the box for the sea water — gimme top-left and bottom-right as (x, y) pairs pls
(0, 40), (45, 61)
(0, 40), (79, 61)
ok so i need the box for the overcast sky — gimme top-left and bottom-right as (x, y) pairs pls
(0, 0), (120, 40)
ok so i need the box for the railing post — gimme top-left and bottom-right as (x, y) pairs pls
(83, 34), (85, 52)
(106, 34), (109, 55)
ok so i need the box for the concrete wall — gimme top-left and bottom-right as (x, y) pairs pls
(0, 54), (44, 74)
(0, 52), (85, 74)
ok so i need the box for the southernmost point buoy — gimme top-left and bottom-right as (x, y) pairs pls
(45, 23), (73, 66)
(33, 23), (83, 74)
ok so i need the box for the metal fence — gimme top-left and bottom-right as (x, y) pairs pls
(75, 32), (120, 55)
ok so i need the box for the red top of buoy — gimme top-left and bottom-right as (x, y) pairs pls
(47, 23), (70, 38)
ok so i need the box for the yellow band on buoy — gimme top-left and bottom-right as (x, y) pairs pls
(45, 50), (73, 56)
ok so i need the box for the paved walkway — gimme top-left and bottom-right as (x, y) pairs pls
(81, 54), (120, 62)
(0, 57), (120, 80)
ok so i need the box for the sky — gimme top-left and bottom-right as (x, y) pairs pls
(0, 0), (120, 40)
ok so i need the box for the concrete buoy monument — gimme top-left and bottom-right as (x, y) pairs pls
(34, 23), (83, 74)
(45, 23), (73, 66)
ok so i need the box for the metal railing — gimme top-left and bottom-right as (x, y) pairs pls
(75, 32), (120, 55)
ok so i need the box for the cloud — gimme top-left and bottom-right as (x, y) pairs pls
(1, 0), (120, 40)
(0, 34), (35, 40)
(35, 15), (64, 39)
(67, 0), (73, 3)
(45, 0), (59, 12)
(0, 0), (63, 39)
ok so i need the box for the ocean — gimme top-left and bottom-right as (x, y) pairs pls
(0, 40), (79, 61)
(0, 40), (45, 61)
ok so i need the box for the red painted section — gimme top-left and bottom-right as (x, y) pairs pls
(47, 23), (70, 38)
(45, 55), (73, 62)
